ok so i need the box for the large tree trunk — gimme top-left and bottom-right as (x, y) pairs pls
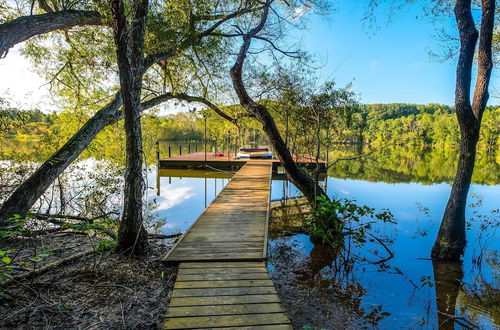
(0, 3), (261, 225)
(0, 95), (122, 226)
(431, 0), (494, 260)
(0, 10), (103, 58)
(110, 0), (149, 255)
(431, 128), (479, 259)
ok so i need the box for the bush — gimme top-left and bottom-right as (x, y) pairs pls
(307, 195), (395, 247)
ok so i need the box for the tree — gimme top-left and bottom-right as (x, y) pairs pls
(0, 1), (264, 226)
(431, 0), (495, 260)
(109, 0), (149, 254)
(229, 0), (326, 204)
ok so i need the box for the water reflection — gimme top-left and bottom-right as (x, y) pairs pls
(150, 169), (232, 232)
(328, 145), (500, 185)
(149, 147), (499, 328)
(2, 142), (499, 328)
(432, 260), (463, 329)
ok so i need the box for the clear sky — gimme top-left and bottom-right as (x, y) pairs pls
(296, 1), (498, 105)
(0, 1), (498, 111)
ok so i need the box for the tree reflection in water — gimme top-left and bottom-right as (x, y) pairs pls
(432, 260), (464, 329)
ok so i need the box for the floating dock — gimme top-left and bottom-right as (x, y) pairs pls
(158, 151), (326, 173)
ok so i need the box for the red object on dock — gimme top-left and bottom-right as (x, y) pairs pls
(214, 152), (224, 157)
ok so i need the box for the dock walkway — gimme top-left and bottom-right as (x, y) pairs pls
(163, 162), (292, 329)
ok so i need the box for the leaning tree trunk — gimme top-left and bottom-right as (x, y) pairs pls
(229, 3), (325, 204)
(0, 95), (122, 226)
(0, 2), (255, 226)
(0, 91), (233, 227)
(110, 0), (149, 255)
(431, 0), (494, 260)
(253, 104), (324, 204)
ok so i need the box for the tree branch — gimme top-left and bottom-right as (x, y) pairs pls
(0, 10), (103, 58)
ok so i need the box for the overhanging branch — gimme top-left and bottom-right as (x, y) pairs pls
(0, 10), (104, 58)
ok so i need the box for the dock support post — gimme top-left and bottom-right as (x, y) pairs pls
(188, 144), (191, 154)
(155, 141), (160, 162)
(168, 146), (171, 158)
(156, 168), (160, 196)
(204, 116), (207, 169)
(179, 145), (182, 155)
(196, 144), (198, 152)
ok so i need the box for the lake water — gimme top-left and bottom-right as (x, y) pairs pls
(150, 145), (499, 329)
(1, 143), (498, 328)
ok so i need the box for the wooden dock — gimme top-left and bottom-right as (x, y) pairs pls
(163, 162), (292, 328)
(164, 162), (272, 262)
(159, 151), (326, 173)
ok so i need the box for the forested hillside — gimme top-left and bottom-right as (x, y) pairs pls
(343, 104), (499, 147)
(2, 102), (499, 151)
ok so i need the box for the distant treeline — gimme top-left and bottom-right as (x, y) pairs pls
(1, 103), (499, 148)
(342, 103), (499, 147)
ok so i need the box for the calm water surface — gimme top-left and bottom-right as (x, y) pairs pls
(2, 142), (498, 328)
(149, 146), (499, 329)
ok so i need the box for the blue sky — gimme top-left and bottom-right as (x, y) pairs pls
(293, 1), (498, 105)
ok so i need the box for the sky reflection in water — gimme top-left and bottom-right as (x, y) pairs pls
(150, 156), (499, 328)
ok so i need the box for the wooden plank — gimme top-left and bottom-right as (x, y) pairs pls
(162, 163), (291, 328)
(169, 294), (280, 307)
(174, 241), (260, 248)
(178, 267), (267, 275)
(177, 272), (269, 281)
(171, 286), (277, 298)
(162, 164), (250, 262)
(166, 253), (263, 261)
(166, 303), (285, 317)
(222, 325), (292, 330)
(179, 262), (265, 268)
(171, 248), (263, 254)
(164, 312), (291, 329)
(172, 245), (263, 251)
(263, 162), (272, 258)
(174, 279), (274, 289)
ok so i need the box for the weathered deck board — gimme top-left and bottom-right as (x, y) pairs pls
(163, 162), (272, 262)
(169, 294), (280, 306)
(163, 163), (291, 329)
(165, 263), (291, 329)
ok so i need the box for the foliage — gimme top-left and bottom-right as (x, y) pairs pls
(97, 238), (117, 252)
(342, 104), (500, 147)
(307, 195), (395, 248)
(0, 215), (26, 282)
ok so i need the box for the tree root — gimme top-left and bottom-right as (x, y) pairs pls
(1, 249), (99, 286)
(27, 214), (181, 241)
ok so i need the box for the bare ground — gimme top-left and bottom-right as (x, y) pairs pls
(0, 233), (177, 329)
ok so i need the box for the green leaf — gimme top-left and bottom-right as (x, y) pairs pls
(2, 256), (11, 264)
